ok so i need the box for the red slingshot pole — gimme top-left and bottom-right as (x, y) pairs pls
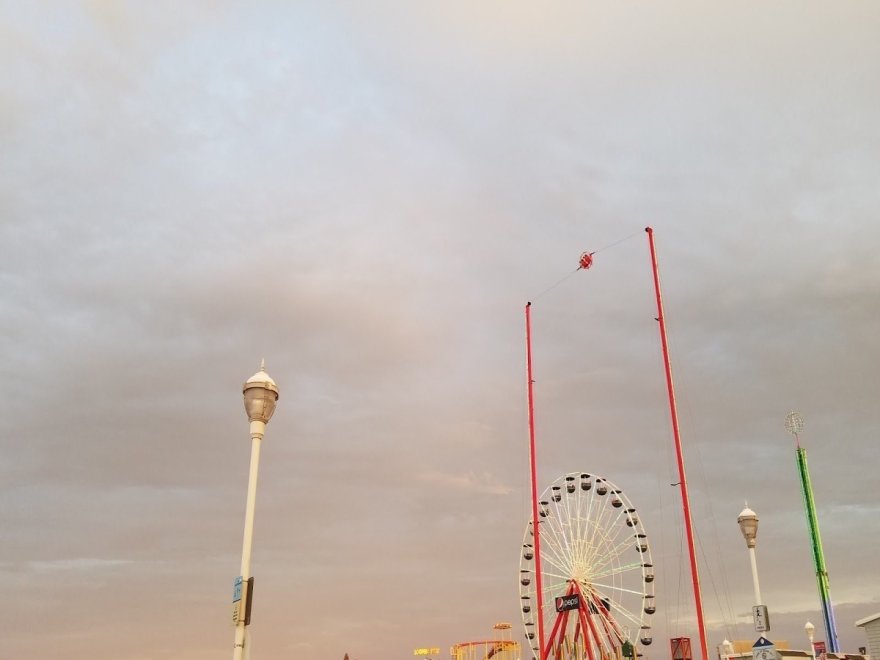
(645, 227), (709, 660)
(525, 302), (546, 660)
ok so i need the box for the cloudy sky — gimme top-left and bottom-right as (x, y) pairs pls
(2, 2), (879, 659)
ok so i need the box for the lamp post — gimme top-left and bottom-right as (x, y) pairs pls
(805, 621), (816, 660)
(737, 505), (768, 632)
(722, 639), (735, 660)
(233, 360), (279, 660)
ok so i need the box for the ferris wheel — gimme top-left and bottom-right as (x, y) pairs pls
(519, 472), (655, 660)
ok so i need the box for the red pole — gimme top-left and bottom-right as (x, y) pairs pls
(645, 227), (709, 660)
(525, 302), (547, 660)
(544, 590), (572, 659)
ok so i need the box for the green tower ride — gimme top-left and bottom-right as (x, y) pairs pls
(785, 412), (839, 653)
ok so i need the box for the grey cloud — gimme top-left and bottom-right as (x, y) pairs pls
(3, 2), (880, 659)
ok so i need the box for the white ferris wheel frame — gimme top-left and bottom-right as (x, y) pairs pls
(519, 471), (655, 660)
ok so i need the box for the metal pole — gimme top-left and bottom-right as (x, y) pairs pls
(233, 420), (265, 660)
(795, 445), (839, 652)
(525, 303), (547, 660)
(748, 546), (763, 606)
(645, 227), (709, 660)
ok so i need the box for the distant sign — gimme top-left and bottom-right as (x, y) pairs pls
(752, 605), (770, 632)
(232, 576), (244, 625)
(814, 641), (826, 660)
(414, 648), (440, 656)
(555, 594), (580, 612)
(752, 636), (777, 660)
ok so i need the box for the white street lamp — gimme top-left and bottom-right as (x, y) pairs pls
(805, 621), (816, 660)
(233, 360), (279, 660)
(738, 505), (768, 632)
(722, 639), (735, 660)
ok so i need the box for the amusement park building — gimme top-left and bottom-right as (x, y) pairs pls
(855, 612), (880, 660)
(721, 641), (868, 660)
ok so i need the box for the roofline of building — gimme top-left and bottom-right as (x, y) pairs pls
(855, 612), (880, 627)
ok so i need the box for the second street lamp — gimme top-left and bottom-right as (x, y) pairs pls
(738, 505), (769, 633)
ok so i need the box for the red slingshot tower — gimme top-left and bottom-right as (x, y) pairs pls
(521, 229), (709, 660)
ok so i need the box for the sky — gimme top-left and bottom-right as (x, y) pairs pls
(1, 1), (879, 659)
